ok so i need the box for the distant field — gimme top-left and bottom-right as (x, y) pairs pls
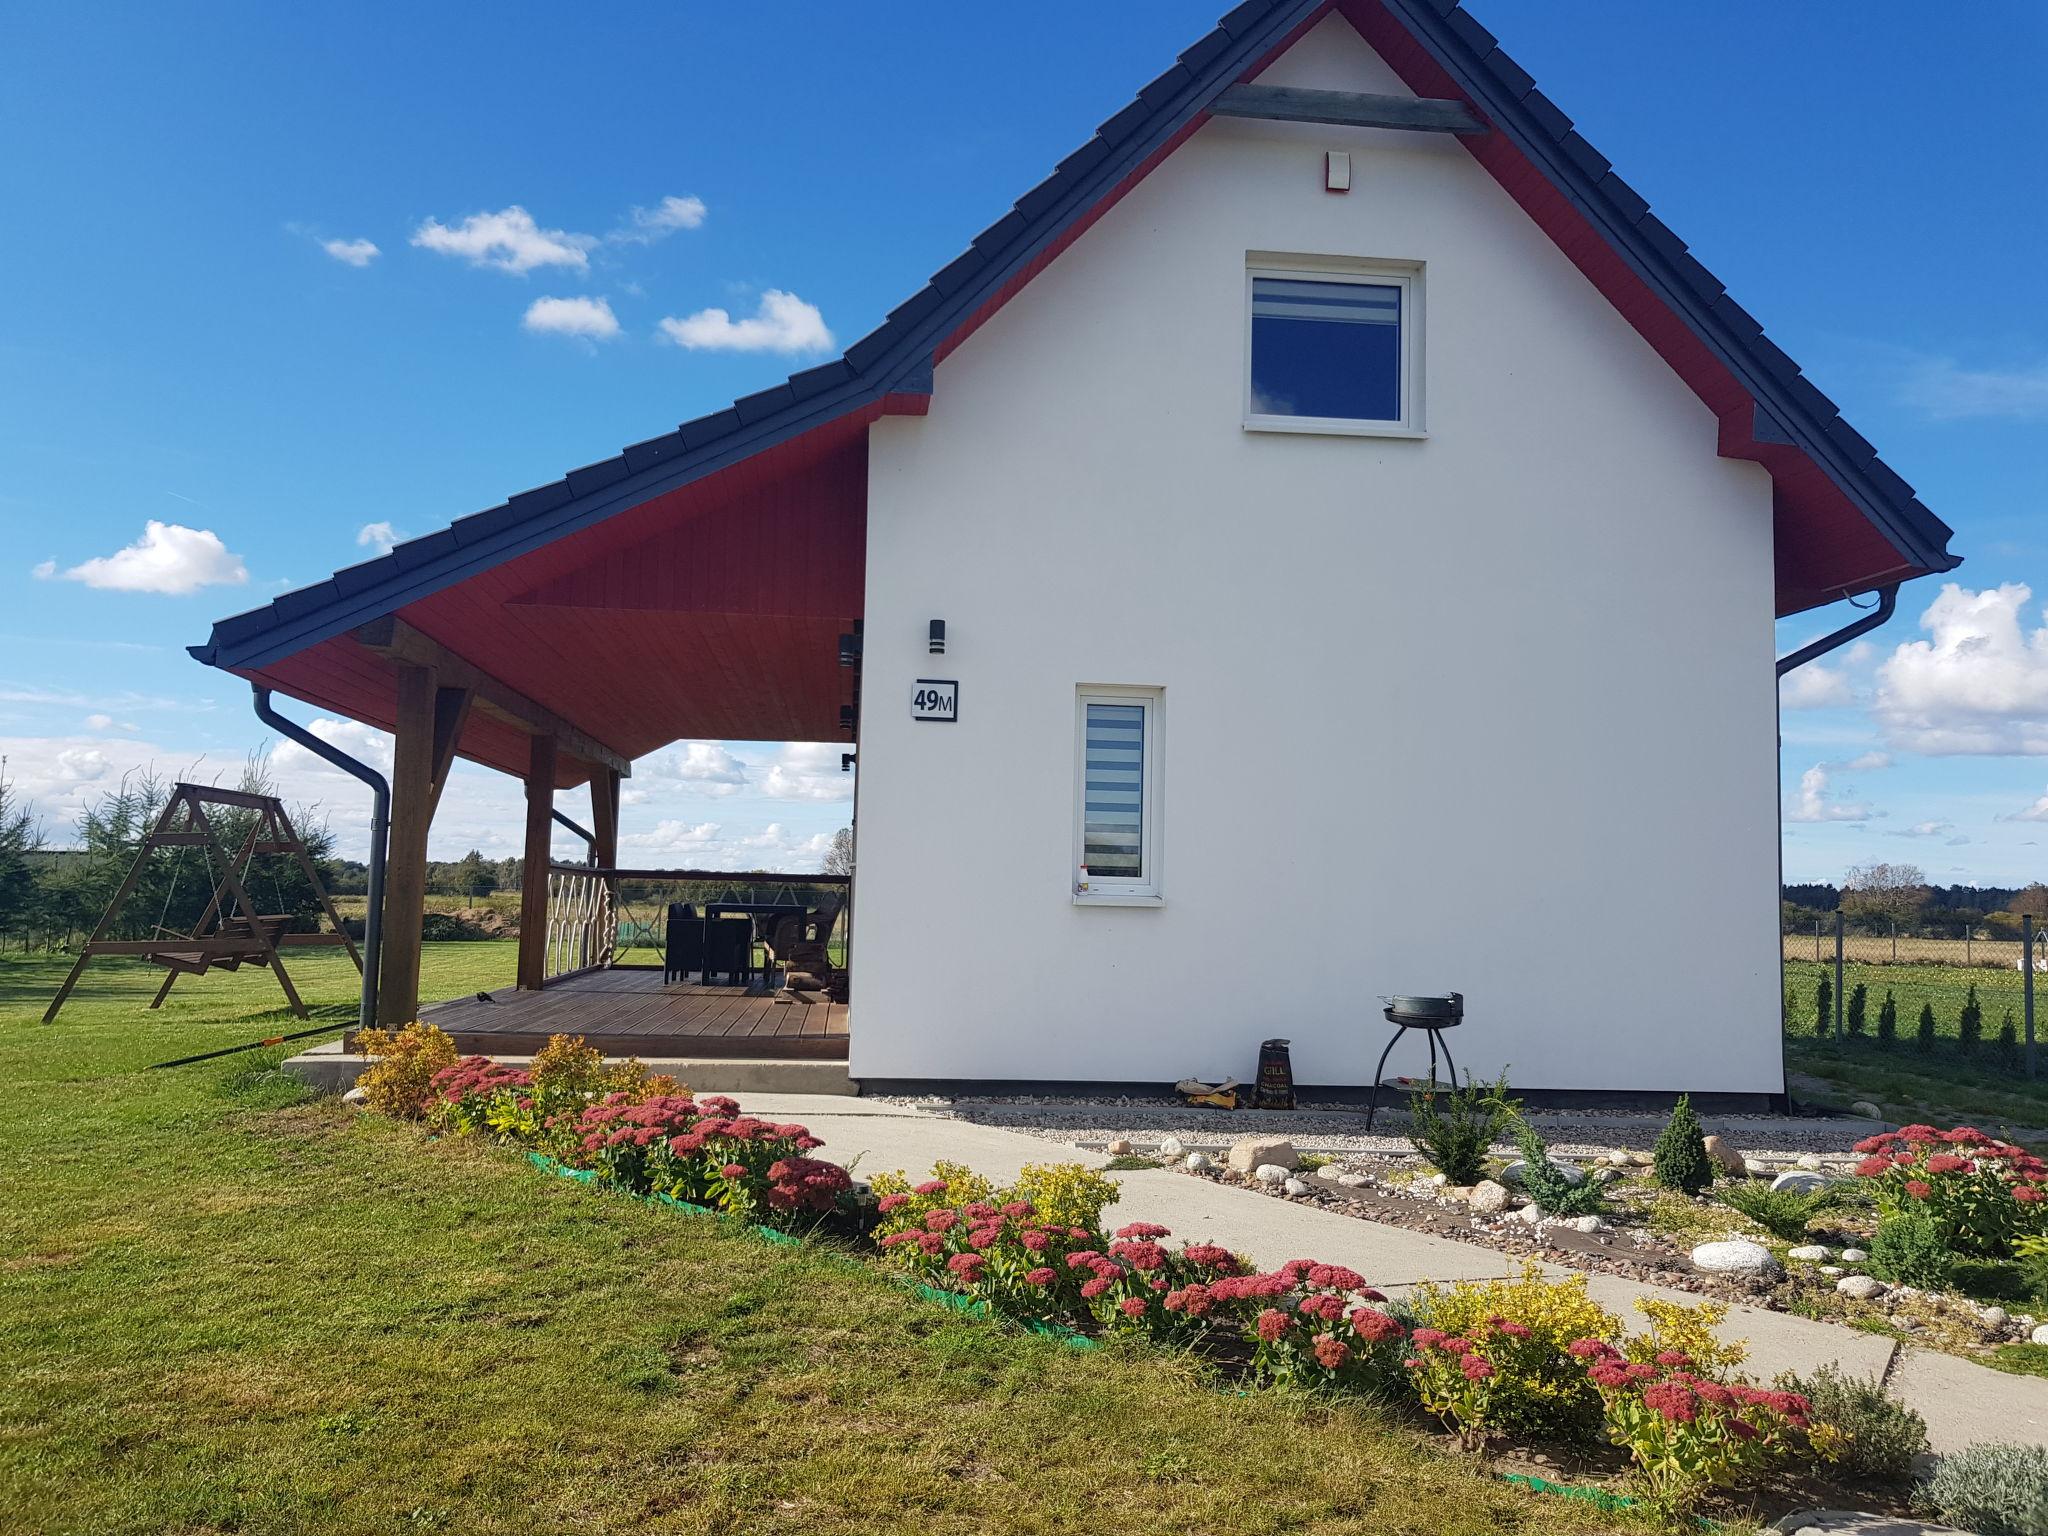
(1781, 956), (2037, 1044)
(1780, 929), (2034, 970)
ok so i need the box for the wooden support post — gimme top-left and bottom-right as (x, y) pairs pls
(590, 768), (619, 869)
(376, 663), (438, 1024)
(516, 733), (559, 990)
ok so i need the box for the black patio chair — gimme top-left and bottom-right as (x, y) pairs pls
(664, 903), (705, 984)
(702, 914), (756, 987)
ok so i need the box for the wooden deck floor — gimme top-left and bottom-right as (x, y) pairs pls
(414, 967), (849, 1059)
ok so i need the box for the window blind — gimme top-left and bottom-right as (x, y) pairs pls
(1082, 702), (1145, 878)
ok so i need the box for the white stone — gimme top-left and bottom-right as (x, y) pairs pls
(1468, 1179), (1510, 1214)
(1797, 1153), (1824, 1171)
(1770, 1170), (1829, 1196)
(1838, 1248), (1868, 1264)
(1283, 1177), (1311, 1197)
(1850, 1101), (1883, 1120)
(1744, 1159), (1774, 1178)
(1603, 1151), (1633, 1168)
(1227, 1136), (1298, 1174)
(1106, 1138), (1132, 1155)
(1336, 1173), (1369, 1188)
(1591, 1167), (1621, 1184)
(1628, 1152), (1655, 1168)
(1564, 1215), (1606, 1234)
(1254, 1163), (1290, 1185)
(2032, 1324), (2048, 1346)
(1787, 1245), (1830, 1263)
(1979, 1306), (2009, 1329)
(1691, 1239), (1782, 1277)
(1512, 1202), (1544, 1225)
(1820, 1266), (1844, 1278)
(1158, 1136), (1185, 1157)
(1836, 1275), (1887, 1301)
(1183, 1152), (1213, 1172)
(341, 1085), (369, 1106)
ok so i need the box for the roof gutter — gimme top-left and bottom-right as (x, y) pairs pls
(252, 685), (387, 1031)
(1775, 584), (1898, 677)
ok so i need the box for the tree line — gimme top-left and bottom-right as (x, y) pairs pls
(1781, 861), (2048, 937)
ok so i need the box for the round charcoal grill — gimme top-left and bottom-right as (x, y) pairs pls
(1366, 992), (1463, 1131)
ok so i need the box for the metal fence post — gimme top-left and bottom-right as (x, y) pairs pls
(1843, 909), (1859, 1040)
(1966, 923), (1973, 966)
(2028, 914), (2039, 1081)
(1891, 919), (1897, 963)
(1814, 918), (1822, 963)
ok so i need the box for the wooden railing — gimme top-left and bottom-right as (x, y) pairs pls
(540, 865), (851, 982)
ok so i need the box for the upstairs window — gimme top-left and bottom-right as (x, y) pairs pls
(1075, 687), (1161, 902)
(1245, 262), (1421, 436)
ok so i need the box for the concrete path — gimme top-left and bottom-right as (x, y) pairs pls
(741, 1095), (2048, 1455)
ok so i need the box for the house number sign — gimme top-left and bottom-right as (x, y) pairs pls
(910, 679), (959, 722)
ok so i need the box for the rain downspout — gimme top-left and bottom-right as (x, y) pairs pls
(252, 685), (387, 1032)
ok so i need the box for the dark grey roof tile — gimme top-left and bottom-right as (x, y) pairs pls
(1519, 88), (1572, 141)
(1595, 171), (1650, 226)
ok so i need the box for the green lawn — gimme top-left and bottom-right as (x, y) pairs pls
(0, 947), (1621, 1535)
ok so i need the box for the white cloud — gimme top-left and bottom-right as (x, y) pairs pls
(658, 289), (833, 355)
(1874, 583), (2048, 754)
(653, 741), (748, 795)
(1900, 354), (2048, 422)
(356, 521), (404, 556)
(522, 295), (620, 340)
(1785, 763), (1875, 824)
(36, 521), (248, 595)
(1840, 751), (1892, 772)
(1779, 663), (1853, 709)
(2006, 788), (2048, 823)
(321, 237), (380, 267)
(82, 713), (139, 733)
(760, 743), (853, 802)
(267, 716), (395, 779)
(615, 194), (706, 242)
(411, 206), (595, 274)
(1888, 820), (1953, 839)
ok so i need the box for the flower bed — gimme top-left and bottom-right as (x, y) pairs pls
(354, 1024), (2022, 1527)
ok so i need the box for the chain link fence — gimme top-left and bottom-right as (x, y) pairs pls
(1781, 911), (2043, 1078)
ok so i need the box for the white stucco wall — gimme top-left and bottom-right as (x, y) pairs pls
(849, 15), (1782, 1094)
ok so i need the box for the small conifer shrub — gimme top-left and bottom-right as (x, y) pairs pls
(1958, 984), (1983, 1054)
(1651, 1093), (1713, 1196)
(1845, 982), (1867, 1038)
(1915, 1002), (1937, 1054)
(1876, 989), (1898, 1049)
(1998, 1011), (2022, 1072)
(1815, 974), (1833, 1037)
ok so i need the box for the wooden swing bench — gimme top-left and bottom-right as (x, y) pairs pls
(41, 783), (360, 1024)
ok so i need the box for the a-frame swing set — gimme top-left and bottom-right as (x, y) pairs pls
(40, 782), (359, 1024)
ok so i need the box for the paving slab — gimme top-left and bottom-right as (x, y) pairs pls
(1886, 1338), (2048, 1454)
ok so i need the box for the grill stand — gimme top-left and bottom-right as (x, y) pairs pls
(1364, 1013), (1460, 1132)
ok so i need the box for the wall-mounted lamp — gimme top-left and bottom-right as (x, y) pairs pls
(841, 752), (856, 773)
(839, 704), (857, 736)
(838, 630), (862, 668)
(928, 619), (946, 655)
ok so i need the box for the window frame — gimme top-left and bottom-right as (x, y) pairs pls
(1073, 684), (1164, 907)
(1242, 256), (1425, 439)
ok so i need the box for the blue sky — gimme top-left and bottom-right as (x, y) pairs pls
(1, 2), (2044, 883)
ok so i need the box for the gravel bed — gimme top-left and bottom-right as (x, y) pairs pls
(880, 1093), (1880, 1160)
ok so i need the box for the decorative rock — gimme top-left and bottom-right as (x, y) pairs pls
(1691, 1239), (1783, 1278)
(1787, 1245), (1830, 1263)
(1426, 1172), (1448, 1187)
(1770, 1170), (1829, 1196)
(1849, 1101), (1884, 1120)
(1797, 1153), (1825, 1171)
(1838, 1248), (1868, 1264)
(1336, 1173), (1369, 1188)
(1106, 1138), (1132, 1155)
(1702, 1134), (1747, 1176)
(341, 1085), (368, 1106)
(1444, 1186), (1475, 1203)
(1836, 1275), (1887, 1301)
(1512, 1202), (1544, 1225)
(1468, 1179), (1510, 1214)
(1744, 1159), (1774, 1178)
(1184, 1152), (1213, 1172)
(1253, 1163), (1290, 1185)
(1604, 1151), (1634, 1168)
(1628, 1151), (1655, 1167)
(1500, 1159), (1585, 1188)
(1771, 1508), (1969, 1534)
(1158, 1136), (1185, 1158)
(1227, 1136), (1298, 1174)
(1591, 1167), (1621, 1185)
(2032, 1323), (2048, 1346)
(1563, 1215), (1606, 1234)
(1820, 1266), (1844, 1278)
(1283, 1177), (1311, 1197)
(1978, 1306), (2009, 1329)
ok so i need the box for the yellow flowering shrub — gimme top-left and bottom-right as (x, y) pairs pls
(353, 1021), (457, 1119)
(1407, 1263), (1623, 1436)
(869, 1160), (999, 1242)
(1014, 1163), (1121, 1230)
(530, 1033), (604, 1099)
(1625, 1295), (1747, 1376)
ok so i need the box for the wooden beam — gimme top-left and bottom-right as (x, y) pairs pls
(590, 768), (619, 870)
(426, 684), (474, 819)
(1208, 84), (1483, 135)
(516, 733), (559, 991)
(377, 662), (437, 1024)
(353, 616), (632, 779)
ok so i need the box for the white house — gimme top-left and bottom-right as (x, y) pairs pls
(194, 0), (1957, 1104)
